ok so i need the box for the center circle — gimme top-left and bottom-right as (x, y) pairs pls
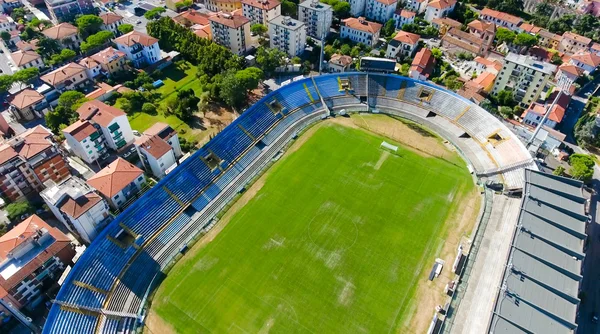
(307, 209), (359, 252)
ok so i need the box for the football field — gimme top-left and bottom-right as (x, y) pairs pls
(150, 123), (475, 333)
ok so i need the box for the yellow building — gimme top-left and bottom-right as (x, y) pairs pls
(205, 0), (242, 12)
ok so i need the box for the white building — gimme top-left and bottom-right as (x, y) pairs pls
(348, 0), (366, 16)
(77, 100), (135, 151)
(78, 56), (102, 79)
(113, 31), (161, 68)
(209, 11), (252, 55)
(100, 12), (124, 36)
(298, 0), (332, 40)
(62, 120), (107, 164)
(365, 0), (397, 23)
(424, 0), (456, 22)
(340, 17), (382, 47)
(41, 23), (82, 49)
(386, 30), (420, 59)
(41, 176), (111, 244)
(327, 53), (353, 72)
(0, 15), (16, 33)
(9, 50), (44, 71)
(135, 123), (182, 179)
(404, 0), (428, 13)
(242, 0), (280, 26)
(87, 158), (145, 210)
(479, 8), (522, 30)
(269, 15), (306, 56)
(569, 52), (600, 75)
(393, 9), (416, 29)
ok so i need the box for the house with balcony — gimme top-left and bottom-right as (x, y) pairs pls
(268, 15), (306, 57)
(77, 100), (134, 151)
(569, 51), (600, 75)
(386, 31), (420, 59)
(41, 23), (81, 49)
(134, 123), (181, 179)
(100, 12), (124, 36)
(0, 215), (74, 316)
(424, 0), (456, 22)
(113, 31), (161, 68)
(41, 176), (110, 244)
(365, 0), (397, 23)
(10, 50), (44, 71)
(559, 32), (592, 55)
(40, 62), (91, 91)
(62, 120), (107, 164)
(298, 0), (332, 40)
(7, 89), (46, 121)
(45, 0), (94, 23)
(0, 126), (71, 201)
(88, 47), (127, 77)
(78, 56), (102, 79)
(209, 10), (251, 55)
(479, 8), (522, 30)
(242, 0), (280, 26)
(340, 17), (382, 47)
(87, 158), (145, 210)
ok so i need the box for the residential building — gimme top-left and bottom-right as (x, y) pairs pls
(467, 19), (496, 40)
(15, 39), (39, 52)
(99, 12), (124, 35)
(77, 100), (134, 151)
(424, 0), (456, 22)
(7, 89), (46, 121)
(559, 31), (592, 55)
(537, 29), (561, 49)
(0, 15), (15, 33)
(78, 56), (102, 79)
(555, 63), (583, 91)
(85, 82), (132, 102)
(134, 123), (181, 179)
(365, 0), (397, 23)
(0, 126), (70, 201)
(41, 176), (110, 244)
(473, 56), (501, 75)
(404, 0), (428, 13)
(457, 85), (486, 105)
(41, 23), (81, 49)
(521, 91), (570, 129)
(569, 51), (600, 75)
(385, 31), (420, 59)
(393, 9), (416, 29)
(327, 53), (353, 72)
(209, 11), (251, 55)
(298, 0), (332, 40)
(0, 0), (23, 12)
(45, 0), (94, 24)
(348, 0), (366, 16)
(173, 9), (215, 39)
(242, 0), (280, 26)
(479, 8), (522, 30)
(517, 22), (542, 34)
(268, 15), (306, 57)
(62, 120), (107, 164)
(9, 50), (44, 71)
(114, 31), (161, 68)
(464, 70), (496, 93)
(340, 17), (382, 47)
(0, 215), (75, 314)
(40, 62), (90, 91)
(409, 47), (435, 80)
(441, 27), (490, 57)
(89, 47), (127, 77)
(87, 158), (145, 210)
(430, 17), (461, 34)
(491, 52), (557, 107)
(591, 43), (600, 56)
(143, 122), (183, 158)
(205, 0), (242, 12)
(166, 0), (188, 11)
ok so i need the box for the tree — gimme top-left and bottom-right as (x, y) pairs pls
(569, 154), (595, 181)
(118, 24), (134, 34)
(250, 23), (268, 37)
(145, 7), (167, 20)
(422, 26), (439, 38)
(76, 15), (104, 38)
(332, 1), (351, 18)
(495, 27), (516, 45)
(513, 33), (537, 48)
(0, 75), (12, 93)
(340, 44), (351, 55)
(574, 14), (600, 41)
(496, 89), (515, 107)
(281, 0), (297, 18)
(499, 106), (514, 118)
(444, 75), (463, 91)
(175, 0), (192, 9)
(116, 97), (133, 114)
(11, 8), (26, 22)
(48, 49), (77, 65)
(480, 99), (496, 113)
(29, 18), (53, 31)
(172, 89), (199, 121)
(574, 117), (597, 148)
(382, 18), (395, 38)
(81, 31), (114, 53)
(255, 47), (286, 76)
(219, 67), (263, 109)
(547, 15), (575, 35)
(6, 201), (34, 221)
(553, 166), (565, 176)
(431, 48), (443, 60)
(58, 91), (86, 111)
(489, 0), (523, 15)
(142, 102), (156, 114)
(12, 68), (40, 86)
(37, 37), (62, 59)
(0, 31), (10, 43)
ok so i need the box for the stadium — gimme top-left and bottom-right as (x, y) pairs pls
(42, 72), (538, 334)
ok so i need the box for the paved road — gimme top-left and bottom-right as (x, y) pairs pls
(559, 76), (600, 143)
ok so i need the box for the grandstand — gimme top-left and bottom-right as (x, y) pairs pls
(43, 73), (536, 334)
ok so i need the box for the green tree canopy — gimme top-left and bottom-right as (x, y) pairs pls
(382, 18), (395, 38)
(0, 31), (10, 42)
(569, 154), (595, 181)
(118, 24), (134, 34)
(250, 23), (268, 36)
(6, 201), (34, 221)
(495, 27), (516, 45)
(332, 1), (351, 18)
(29, 18), (53, 31)
(219, 67), (263, 109)
(281, 0), (298, 18)
(48, 49), (77, 65)
(76, 14), (104, 38)
(513, 33), (538, 47)
(37, 37), (62, 59)
(81, 31), (114, 53)
(495, 89), (515, 107)
(255, 47), (286, 76)
(144, 7), (167, 20)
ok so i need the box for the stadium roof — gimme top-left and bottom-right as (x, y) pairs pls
(488, 169), (588, 334)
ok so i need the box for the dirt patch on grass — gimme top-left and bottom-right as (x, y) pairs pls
(399, 185), (482, 334)
(144, 308), (177, 334)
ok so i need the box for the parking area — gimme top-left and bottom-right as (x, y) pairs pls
(109, 0), (180, 34)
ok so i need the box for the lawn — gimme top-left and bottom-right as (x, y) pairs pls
(151, 124), (474, 333)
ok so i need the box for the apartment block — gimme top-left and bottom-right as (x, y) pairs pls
(77, 100), (134, 151)
(209, 11), (251, 55)
(0, 215), (74, 316)
(365, 0), (397, 23)
(242, 0), (280, 26)
(205, 0), (242, 12)
(559, 32), (592, 55)
(492, 52), (557, 107)
(479, 8), (522, 30)
(87, 158), (145, 210)
(340, 17), (382, 47)
(348, 0), (366, 16)
(41, 176), (110, 244)
(45, 0), (94, 22)
(424, 0), (456, 22)
(268, 15), (307, 56)
(298, 0), (332, 40)
(393, 9), (416, 29)
(0, 126), (70, 202)
(135, 123), (182, 179)
(62, 120), (108, 164)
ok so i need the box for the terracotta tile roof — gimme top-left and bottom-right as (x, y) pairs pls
(209, 11), (250, 29)
(342, 17), (382, 34)
(42, 23), (78, 40)
(77, 100), (126, 127)
(241, 0), (280, 10)
(474, 56), (493, 66)
(480, 8), (522, 25)
(427, 0), (456, 9)
(62, 120), (97, 141)
(0, 145), (18, 165)
(374, 0), (397, 5)
(392, 30), (420, 45)
(410, 48), (435, 78)
(329, 53), (353, 67)
(89, 47), (126, 65)
(9, 88), (43, 110)
(563, 31), (592, 46)
(396, 9), (416, 18)
(173, 9), (214, 26)
(78, 56), (100, 69)
(193, 25), (212, 39)
(58, 193), (103, 219)
(40, 62), (87, 87)
(16, 125), (53, 159)
(524, 93), (570, 123)
(431, 17), (461, 28)
(571, 51), (600, 67)
(0, 215), (54, 260)
(115, 85), (132, 94)
(471, 71), (496, 88)
(538, 29), (561, 41)
(135, 134), (172, 159)
(10, 50), (41, 67)
(559, 63), (584, 76)
(15, 39), (38, 52)
(458, 86), (486, 103)
(87, 158), (143, 198)
(592, 43), (600, 52)
(100, 12), (123, 25)
(442, 27), (484, 54)
(468, 19), (495, 33)
(114, 31), (159, 47)
(519, 22), (541, 34)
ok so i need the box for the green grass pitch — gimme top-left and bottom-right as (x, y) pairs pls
(152, 123), (474, 333)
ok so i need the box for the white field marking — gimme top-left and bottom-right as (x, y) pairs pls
(228, 322), (251, 334)
(374, 150), (390, 170)
(192, 284), (226, 318)
(258, 317), (275, 334)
